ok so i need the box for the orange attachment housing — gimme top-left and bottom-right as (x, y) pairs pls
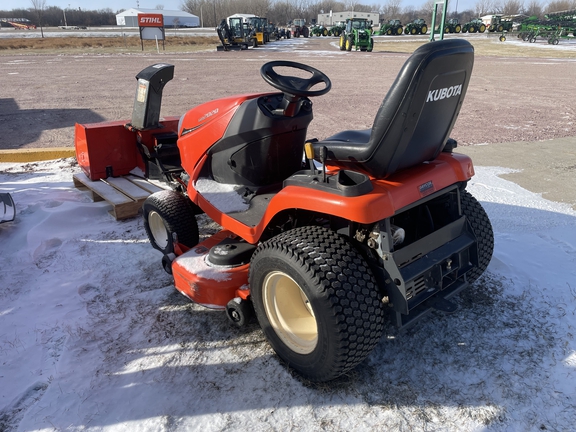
(171, 230), (250, 309)
(74, 116), (180, 180)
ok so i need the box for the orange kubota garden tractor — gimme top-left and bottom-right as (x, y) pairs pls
(74, 39), (493, 382)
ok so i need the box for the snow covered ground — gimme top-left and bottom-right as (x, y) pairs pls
(0, 158), (575, 431)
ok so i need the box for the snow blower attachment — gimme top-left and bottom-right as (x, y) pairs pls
(74, 63), (182, 182)
(78, 39), (493, 382)
(0, 193), (15, 223)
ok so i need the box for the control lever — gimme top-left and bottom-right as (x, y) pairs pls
(319, 146), (327, 183)
(304, 142), (316, 175)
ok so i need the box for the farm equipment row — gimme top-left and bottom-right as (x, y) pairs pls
(374, 19), (428, 35)
(217, 14), (291, 51)
(513, 10), (576, 45)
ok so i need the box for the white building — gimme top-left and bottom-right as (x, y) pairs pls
(316, 11), (380, 27)
(116, 8), (200, 28)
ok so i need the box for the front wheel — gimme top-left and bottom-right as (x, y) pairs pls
(339, 34), (345, 50)
(367, 37), (374, 52)
(143, 190), (199, 256)
(461, 190), (494, 283)
(249, 226), (386, 382)
(346, 36), (353, 51)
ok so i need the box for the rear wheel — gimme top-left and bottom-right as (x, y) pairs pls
(397, 27), (403, 35)
(455, 25), (461, 33)
(461, 190), (494, 283)
(479, 24), (486, 32)
(249, 226), (386, 382)
(421, 25), (428, 34)
(143, 190), (199, 256)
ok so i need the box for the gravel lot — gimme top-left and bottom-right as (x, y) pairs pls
(1, 35), (575, 150)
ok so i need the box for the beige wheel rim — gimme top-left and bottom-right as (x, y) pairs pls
(148, 211), (168, 249)
(263, 271), (318, 354)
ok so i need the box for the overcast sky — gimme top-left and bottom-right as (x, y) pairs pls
(3, 0), (477, 15)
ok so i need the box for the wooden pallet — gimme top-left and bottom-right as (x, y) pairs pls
(73, 172), (165, 220)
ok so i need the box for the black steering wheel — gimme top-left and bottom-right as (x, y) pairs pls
(260, 61), (331, 97)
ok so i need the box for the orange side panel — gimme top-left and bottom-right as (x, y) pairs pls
(171, 230), (249, 309)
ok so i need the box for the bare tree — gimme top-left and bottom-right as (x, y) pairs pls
(156, 4), (164, 9)
(250, 0), (272, 19)
(30, 0), (46, 38)
(474, 0), (495, 16)
(501, 0), (524, 14)
(382, 0), (403, 18)
(344, 0), (362, 11)
(420, 0), (436, 14)
(545, 0), (573, 12)
(524, 0), (542, 16)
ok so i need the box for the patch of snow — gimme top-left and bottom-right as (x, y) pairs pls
(1, 159), (575, 431)
(194, 177), (249, 213)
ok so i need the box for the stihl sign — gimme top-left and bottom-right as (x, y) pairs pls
(138, 14), (164, 27)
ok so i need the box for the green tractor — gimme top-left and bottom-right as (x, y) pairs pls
(328, 21), (345, 37)
(311, 24), (329, 36)
(488, 15), (513, 32)
(339, 18), (374, 51)
(404, 18), (428, 35)
(444, 18), (462, 33)
(462, 18), (486, 33)
(376, 19), (403, 35)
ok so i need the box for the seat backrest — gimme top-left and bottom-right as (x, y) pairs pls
(363, 39), (474, 178)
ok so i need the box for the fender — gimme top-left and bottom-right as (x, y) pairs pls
(188, 153), (475, 244)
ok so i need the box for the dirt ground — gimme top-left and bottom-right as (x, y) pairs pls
(1, 35), (575, 151)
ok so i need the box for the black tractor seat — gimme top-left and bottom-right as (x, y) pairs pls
(314, 38), (474, 179)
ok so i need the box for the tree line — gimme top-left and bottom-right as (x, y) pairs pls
(1, 0), (574, 29)
(0, 6), (117, 27)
